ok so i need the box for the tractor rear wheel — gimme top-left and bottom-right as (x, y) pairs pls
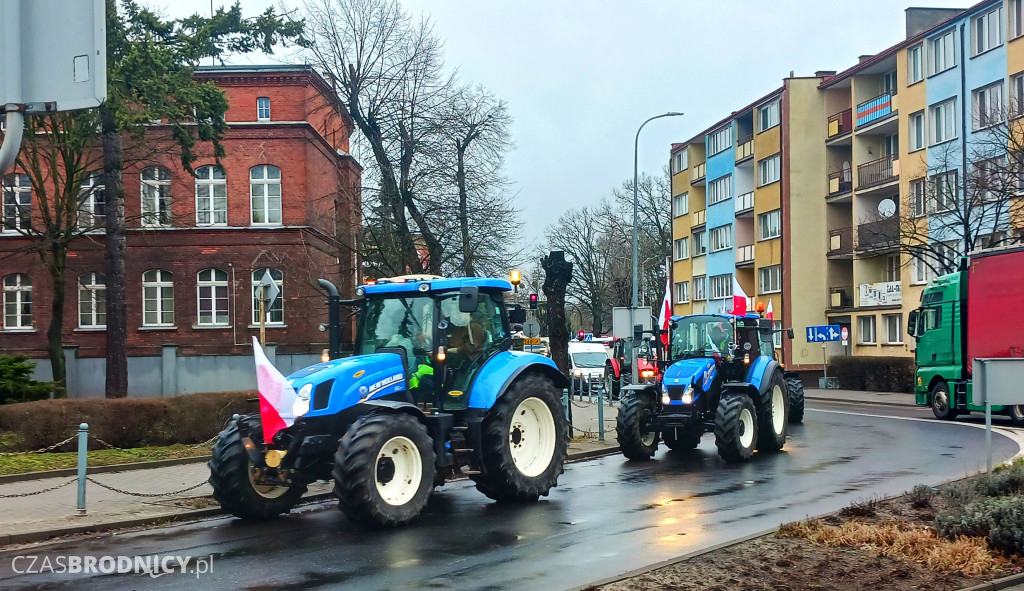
(756, 373), (788, 453)
(472, 374), (567, 503)
(662, 424), (703, 451)
(208, 417), (307, 521)
(930, 382), (957, 421)
(333, 413), (436, 528)
(616, 392), (659, 460)
(714, 393), (758, 463)
(604, 362), (621, 400)
(786, 375), (805, 424)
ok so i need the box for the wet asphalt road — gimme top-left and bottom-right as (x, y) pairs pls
(1, 402), (1020, 591)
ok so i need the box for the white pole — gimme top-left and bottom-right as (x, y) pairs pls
(0, 0), (25, 174)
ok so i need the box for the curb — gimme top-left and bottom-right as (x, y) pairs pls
(0, 447), (619, 548)
(805, 394), (917, 408)
(959, 572), (1024, 591)
(0, 455), (211, 485)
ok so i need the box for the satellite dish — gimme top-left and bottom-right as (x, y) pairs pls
(878, 198), (896, 218)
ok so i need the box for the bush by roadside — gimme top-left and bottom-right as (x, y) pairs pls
(0, 391), (256, 451)
(827, 356), (915, 393)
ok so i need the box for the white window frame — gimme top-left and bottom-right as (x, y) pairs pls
(930, 170), (958, 213)
(692, 230), (707, 256)
(195, 165), (227, 226)
(758, 209), (781, 241)
(909, 110), (925, 151)
(2, 273), (32, 329)
(693, 275), (707, 301)
(708, 175), (732, 205)
(929, 98), (957, 145)
(882, 313), (904, 345)
(78, 173), (105, 231)
(858, 315), (877, 345)
(1012, 0), (1024, 39)
(140, 166), (172, 227)
(674, 237), (689, 261)
(973, 81), (1005, 129)
(197, 268), (230, 326)
(78, 272), (106, 329)
(972, 5), (1003, 56)
(928, 30), (956, 75)
(672, 193), (689, 217)
(707, 126), (732, 156)
(885, 254), (902, 282)
(709, 225), (732, 252)
(252, 268), (284, 325)
(671, 150), (688, 174)
(143, 269), (175, 327)
(912, 179), (927, 217)
(674, 281), (690, 303)
(772, 320), (783, 349)
(2, 173), (31, 232)
(758, 265), (781, 294)
(250, 165), (282, 225)
(708, 274), (732, 300)
(257, 97), (271, 122)
(908, 44), (924, 84)
(1012, 72), (1024, 118)
(757, 153), (780, 186)
(758, 100), (780, 132)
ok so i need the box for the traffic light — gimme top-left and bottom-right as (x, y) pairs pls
(529, 293), (538, 309)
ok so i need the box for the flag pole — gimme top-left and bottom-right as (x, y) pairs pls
(259, 285), (266, 346)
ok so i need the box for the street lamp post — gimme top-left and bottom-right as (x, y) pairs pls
(631, 112), (683, 385)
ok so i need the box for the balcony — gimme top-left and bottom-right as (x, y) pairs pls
(856, 217), (899, 253)
(827, 169), (852, 196)
(735, 134), (753, 162)
(857, 155), (898, 189)
(735, 191), (754, 215)
(692, 209), (706, 228)
(691, 162), (706, 185)
(736, 244), (755, 266)
(828, 286), (854, 310)
(827, 108), (852, 139)
(827, 227), (853, 258)
(856, 91), (894, 127)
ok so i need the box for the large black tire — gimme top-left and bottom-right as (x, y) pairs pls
(472, 374), (568, 503)
(714, 393), (758, 463)
(930, 381), (957, 421)
(208, 417), (307, 521)
(786, 375), (805, 424)
(756, 372), (789, 453)
(662, 423), (703, 451)
(604, 362), (621, 401)
(333, 413), (436, 528)
(1008, 405), (1024, 427)
(616, 391), (659, 460)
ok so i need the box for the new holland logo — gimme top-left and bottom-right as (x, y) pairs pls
(360, 373), (405, 402)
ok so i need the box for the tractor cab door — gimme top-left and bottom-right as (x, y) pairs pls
(437, 291), (507, 410)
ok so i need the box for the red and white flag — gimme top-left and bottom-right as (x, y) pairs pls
(730, 277), (748, 316)
(766, 298), (774, 320)
(253, 336), (298, 444)
(657, 276), (671, 346)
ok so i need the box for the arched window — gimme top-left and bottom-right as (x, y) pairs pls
(2, 273), (32, 329)
(250, 165), (281, 225)
(2, 173), (31, 232)
(197, 268), (229, 326)
(78, 273), (107, 328)
(251, 268), (283, 325)
(140, 166), (172, 226)
(143, 269), (174, 326)
(195, 166), (227, 225)
(257, 97), (271, 121)
(78, 173), (105, 231)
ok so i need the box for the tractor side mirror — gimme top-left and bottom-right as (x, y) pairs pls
(786, 328), (794, 340)
(907, 310), (918, 338)
(459, 286), (479, 313)
(509, 307), (526, 324)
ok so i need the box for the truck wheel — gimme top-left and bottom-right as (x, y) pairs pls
(616, 392), (659, 460)
(333, 413), (436, 528)
(1007, 406), (1024, 427)
(786, 375), (805, 424)
(714, 393), (758, 463)
(662, 424), (703, 451)
(473, 374), (568, 503)
(604, 362), (620, 400)
(208, 417), (307, 521)
(930, 382), (957, 421)
(756, 373), (789, 453)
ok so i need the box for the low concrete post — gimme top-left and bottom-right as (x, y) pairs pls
(76, 423), (88, 515)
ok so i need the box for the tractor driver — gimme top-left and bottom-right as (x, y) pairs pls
(709, 322), (731, 354)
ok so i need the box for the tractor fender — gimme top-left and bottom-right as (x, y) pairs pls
(746, 357), (782, 394)
(357, 398), (425, 418)
(608, 357), (622, 377)
(468, 351), (567, 409)
(622, 384), (659, 397)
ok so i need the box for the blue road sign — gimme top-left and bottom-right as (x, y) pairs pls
(806, 324), (841, 342)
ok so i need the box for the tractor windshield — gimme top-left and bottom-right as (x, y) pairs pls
(356, 296), (435, 363)
(668, 315), (734, 361)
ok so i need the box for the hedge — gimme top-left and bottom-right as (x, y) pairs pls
(826, 356), (915, 393)
(0, 391), (256, 451)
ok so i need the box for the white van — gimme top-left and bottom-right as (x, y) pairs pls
(567, 341), (610, 393)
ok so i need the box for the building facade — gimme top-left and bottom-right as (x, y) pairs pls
(0, 65), (362, 395)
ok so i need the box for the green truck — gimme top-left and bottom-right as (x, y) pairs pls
(908, 245), (1024, 424)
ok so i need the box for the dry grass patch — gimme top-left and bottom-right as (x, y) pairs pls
(778, 518), (1004, 576)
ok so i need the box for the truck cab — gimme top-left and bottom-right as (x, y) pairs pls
(909, 271), (966, 411)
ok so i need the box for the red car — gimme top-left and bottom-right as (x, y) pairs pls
(604, 337), (661, 399)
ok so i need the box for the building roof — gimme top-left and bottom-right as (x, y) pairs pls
(672, 86), (785, 149)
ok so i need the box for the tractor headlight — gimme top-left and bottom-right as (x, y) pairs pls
(640, 369), (655, 382)
(661, 393), (670, 405)
(681, 385), (694, 405)
(293, 383), (312, 416)
(355, 286), (366, 296)
(417, 283), (430, 292)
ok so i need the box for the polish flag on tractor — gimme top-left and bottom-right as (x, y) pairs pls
(730, 277), (748, 316)
(252, 336), (298, 443)
(657, 277), (671, 346)
(766, 298), (774, 320)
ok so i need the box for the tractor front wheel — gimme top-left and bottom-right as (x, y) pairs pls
(714, 393), (758, 463)
(473, 374), (568, 503)
(616, 392), (659, 460)
(756, 373), (788, 453)
(208, 417), (307, 521)
(930, 382), (957, 421)
(786, 375), (805, 424)
(333, 413), (436, 528)
(662, 424), (703, 451)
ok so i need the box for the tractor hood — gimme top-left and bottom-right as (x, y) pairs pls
(287, 353), (407, 419)
(662, 358), (717, 391)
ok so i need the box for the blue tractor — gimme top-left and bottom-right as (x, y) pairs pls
(208, 275), (569, 528)
(615, 313), (804, 462)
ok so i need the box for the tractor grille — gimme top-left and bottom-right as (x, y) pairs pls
(312, 379), (334, 411)
(666, 385), (688, 400)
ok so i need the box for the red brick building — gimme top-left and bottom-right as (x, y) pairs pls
(0, 65), (362, 382)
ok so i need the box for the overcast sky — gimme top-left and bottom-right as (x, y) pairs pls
(165, 0), (970, 256)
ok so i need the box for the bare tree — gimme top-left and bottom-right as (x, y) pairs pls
(609, 167), (671, 309)
(544, 205), (618, 334)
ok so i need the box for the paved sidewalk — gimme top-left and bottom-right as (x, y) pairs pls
(804, 387), (916, 407)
